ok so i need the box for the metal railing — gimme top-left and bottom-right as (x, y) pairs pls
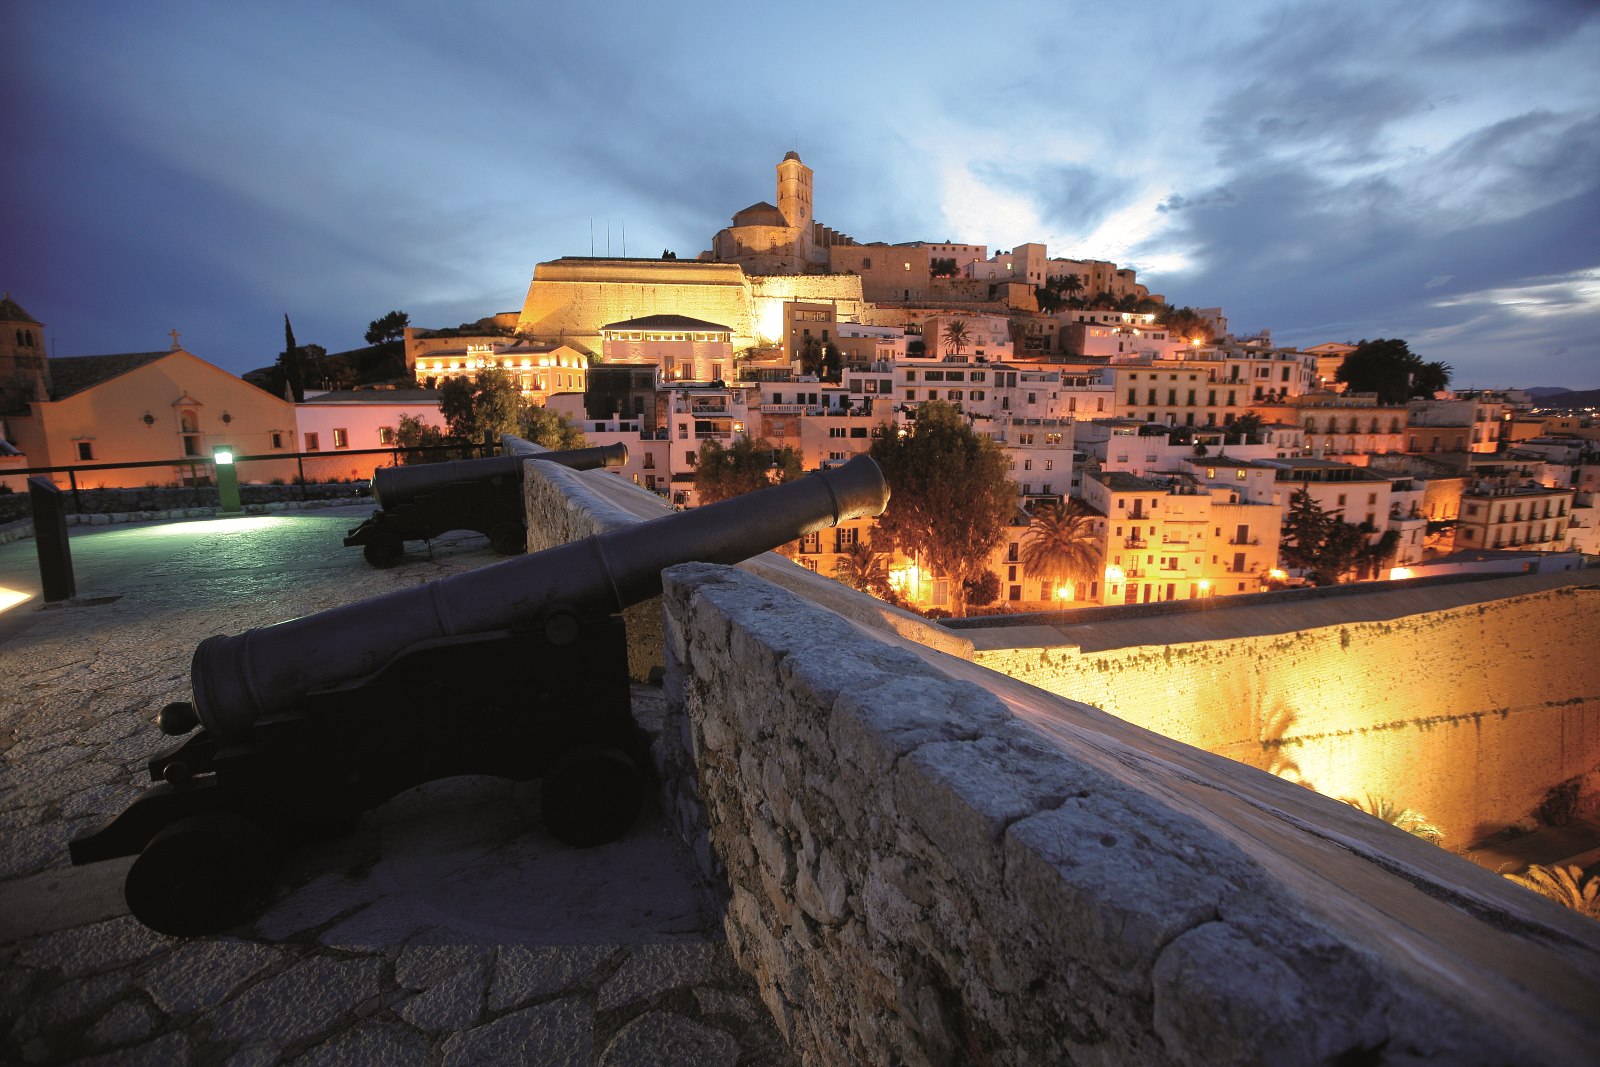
(0, 443), (495, 515)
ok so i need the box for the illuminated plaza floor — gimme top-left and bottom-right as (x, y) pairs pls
(0, 509), (791, 1065)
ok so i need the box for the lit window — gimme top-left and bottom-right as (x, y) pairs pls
(378, 427), (395, 445)
(333, 428), (349, 449)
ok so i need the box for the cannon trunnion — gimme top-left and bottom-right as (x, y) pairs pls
(69, 455), (891, 937)
(344, 443), (628, 567)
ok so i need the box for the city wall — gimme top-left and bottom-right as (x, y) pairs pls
(521, 461), (1600, 1066)
(970, 582), (1600, 848)
(514, 258), (865, 355)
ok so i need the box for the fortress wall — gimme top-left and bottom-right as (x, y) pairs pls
(973, 586), (1600, 847)
(517, 279), (756, 354)
(513, 261), (865, 355)
(659, 563), (1600, 1066)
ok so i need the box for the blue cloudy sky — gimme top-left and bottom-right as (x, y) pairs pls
(6, 0), (1598, 388)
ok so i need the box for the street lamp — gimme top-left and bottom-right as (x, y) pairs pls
(213, 446), (243, 515)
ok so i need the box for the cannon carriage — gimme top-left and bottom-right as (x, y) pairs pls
(69, 455), (890, 936)
(344, 443), (628, 567)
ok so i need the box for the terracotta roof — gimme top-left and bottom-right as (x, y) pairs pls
(730, 201), (788, 228)
(47, 351), (170, 399)
(601, 315), (732, 333)
(0, 294), (41, 325)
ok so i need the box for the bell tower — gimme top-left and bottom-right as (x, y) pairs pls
(776, 151), (812, 235)
(0, 294), (50, 414)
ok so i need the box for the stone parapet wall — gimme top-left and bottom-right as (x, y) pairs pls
(660, 563), (1600, 1066)
(519, 463), (1600, 1064)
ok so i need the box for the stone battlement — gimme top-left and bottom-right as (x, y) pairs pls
(521, 461), (1600, 1065)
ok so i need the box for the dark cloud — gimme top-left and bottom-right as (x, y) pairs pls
(1428, 0), (1600, 59)
(1203, 73), (1426, 167)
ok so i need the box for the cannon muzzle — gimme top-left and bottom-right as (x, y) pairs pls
(371, 443), (627, 509)
(193, 454), (889, 739)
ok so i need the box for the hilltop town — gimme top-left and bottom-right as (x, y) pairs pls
(3, 152), (1597, 615)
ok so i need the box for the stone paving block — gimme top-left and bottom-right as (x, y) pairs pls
(208, 955), (386, 1046)
(398, 956), (489, 1032)
(86, 996), (157, 1047)
(598, 1010), (739, 1067)
(596, 942), (721, 1012)
(252, 872), (373, 941)
(488, 945), (618, 1012)
(291, 1021), (435, 1067)
(72, 1030), (191, 1067)
(16, 915), (170, 974)
(140, 940), (285, 1016)
(441, 996), (592, 1067)
(8, 969), (129, 1046)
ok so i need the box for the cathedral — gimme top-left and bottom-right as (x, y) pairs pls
(707, 152), (854, 274)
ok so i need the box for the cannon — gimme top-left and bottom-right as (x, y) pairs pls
(344, 443), (629, 566)
(69, 455), (889, 936)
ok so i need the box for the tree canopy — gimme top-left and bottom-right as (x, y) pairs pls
(1156, 305), (1215, 345)
(868, 401), (1017, 617)
(436, 369), (585, 451)
(521, 406), (587, 450)
(941, 319), (970, 356)
(694, 435), (804, 505)
(1019, 500), (1100, 601)
(364, 310), (411, 346)
(274, 314), (307, 403)
(1281, 485), (1368, 585)
(1335, 338), (1452, 404)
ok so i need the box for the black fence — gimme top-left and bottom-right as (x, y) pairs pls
(0, 443), (496, 519)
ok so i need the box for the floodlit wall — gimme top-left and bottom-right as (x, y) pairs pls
(514, 259), (864, 356)
(970, 579), (1600, 848)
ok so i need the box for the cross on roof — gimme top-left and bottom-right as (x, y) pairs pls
(169, 328), (182, 351)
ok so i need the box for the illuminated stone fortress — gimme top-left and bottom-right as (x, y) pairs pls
(511, 153), (865, 362)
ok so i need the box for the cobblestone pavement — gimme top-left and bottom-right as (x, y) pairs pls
(0, 511), (794, 1065)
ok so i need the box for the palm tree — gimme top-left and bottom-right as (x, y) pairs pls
(941, 319), (970, 357)
(1058, 273), (1084, 300)
(1504, 864), (1600, 919)
(832, 538), (890, 597)
(1019, 500), (1100, 603)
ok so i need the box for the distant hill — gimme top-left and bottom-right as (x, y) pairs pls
(1525, 387), (1573, 398)
(1531, 387), (1600, 411)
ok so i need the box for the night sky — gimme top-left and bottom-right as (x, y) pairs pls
(6, 1), (1598, 388)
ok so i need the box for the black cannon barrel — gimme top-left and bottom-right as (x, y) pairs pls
(371, 443), (628, 509)
(192, 454), (889, 739)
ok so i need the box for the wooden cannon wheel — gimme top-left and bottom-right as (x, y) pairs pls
(123, 812), (280, 937)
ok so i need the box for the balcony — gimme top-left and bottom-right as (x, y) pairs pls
(1125, 537), (1148, 549)
(1227, 538), (1261, 546)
